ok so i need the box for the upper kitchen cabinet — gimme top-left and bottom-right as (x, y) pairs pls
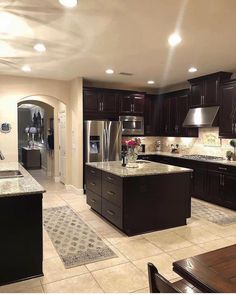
(188, 72), (232, 108)
(83, 87), (119, 119)
(83, 88), (101, 113)
(144, 94), (159, 135)
(158, 89), (198, 137)
(219, 80), (236, 138)
(119, 93), (145, 116)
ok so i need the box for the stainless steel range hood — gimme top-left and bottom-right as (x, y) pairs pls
(183, 106), (219, 128)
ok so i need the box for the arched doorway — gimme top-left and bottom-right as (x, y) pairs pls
(17, 95), (67, 185)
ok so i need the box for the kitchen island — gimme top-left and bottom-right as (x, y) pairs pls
(0, 162), (45, 285)
(86, 161), (192, 236)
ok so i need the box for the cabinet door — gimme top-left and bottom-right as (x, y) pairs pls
(190, 81), (204, 107)
(207, 170), (221, 205)
(169, 96), (178, 136)
(204, 78), (218, 106)
(161, 97), (170, 135)
(119, 94), (133, 114)
(192, 168), (206, 199)
(219, 173), (236, 210)
(83, 89), (101, 113)
(219, 84), (236, 138)
(144, 95), (155, 135)
(177, 93), (189, 136)
(101, 91), (119, 114)
(132, 94), (145, 115)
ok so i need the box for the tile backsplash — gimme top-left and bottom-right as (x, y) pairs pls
(123, 128), (235, 157)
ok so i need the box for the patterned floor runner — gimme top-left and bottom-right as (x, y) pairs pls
(43, 206), (117, 268)
(192, 199), (236, 225)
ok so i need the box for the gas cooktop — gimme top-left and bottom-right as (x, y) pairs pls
(181, 154), (225, 161)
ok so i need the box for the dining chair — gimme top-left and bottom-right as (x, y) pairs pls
(147, 262), (202, 293)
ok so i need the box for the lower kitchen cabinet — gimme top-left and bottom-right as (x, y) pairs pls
(138, 154), (236, 210)
(192, 168), (207, 200)
(85, 165), (191, 235)
(219, 173), (236, 210)
(207, 170), (221, 205)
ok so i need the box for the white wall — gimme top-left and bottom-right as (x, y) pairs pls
(0, 75), (84, 191)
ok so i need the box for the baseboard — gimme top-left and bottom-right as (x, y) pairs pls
(65, 185), (84, 195)
(54, 176), (60, 183)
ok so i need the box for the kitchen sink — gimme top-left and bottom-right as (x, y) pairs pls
(0, 170), (23, 179)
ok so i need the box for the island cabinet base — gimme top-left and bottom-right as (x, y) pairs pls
(0, 194), (43, 286)
(86, 165), (191, 236)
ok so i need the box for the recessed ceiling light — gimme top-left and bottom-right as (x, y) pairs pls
(188, 67), (197, 73)
(105, 69), (114, 74)
(34, 43), (46, 53)
(21, 65), (31, 72)
(59, 0), (77, 8)
(147, 80), (155, 85)
(168, 33), (182, 46)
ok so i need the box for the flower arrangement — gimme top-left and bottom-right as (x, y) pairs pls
(122, 138), (141, 167)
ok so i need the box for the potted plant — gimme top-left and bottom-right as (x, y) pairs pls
(230, 139), (236, 160)
(226, 150), (233, 161)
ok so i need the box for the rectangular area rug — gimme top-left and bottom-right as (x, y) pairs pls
(43, 205), (117, 268)
(192, 199), (236, 225)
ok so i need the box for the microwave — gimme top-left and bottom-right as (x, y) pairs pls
(119, 116), (144, 135)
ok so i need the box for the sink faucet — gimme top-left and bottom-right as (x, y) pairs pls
(0, 150), (5, 160)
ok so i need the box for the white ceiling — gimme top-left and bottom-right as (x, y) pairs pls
(1, 0), (236, 88)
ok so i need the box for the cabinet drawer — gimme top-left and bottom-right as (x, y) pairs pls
(102, 199), (122, 229)
(102, 180), (122, 207)
(86, 167), (102, 195)
(102, 172), (122, 186)
(86, 190), (102, 214)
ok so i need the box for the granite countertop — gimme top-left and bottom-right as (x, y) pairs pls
(86, 161), (192, 178)
(139, 151), (236, 167)
(0, 162), (45, 197)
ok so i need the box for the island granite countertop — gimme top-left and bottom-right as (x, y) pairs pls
(86, 160), (192, 177)
(0, 162), (45, 197)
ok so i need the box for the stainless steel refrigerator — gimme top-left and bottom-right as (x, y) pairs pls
(84, 120), (122, 163)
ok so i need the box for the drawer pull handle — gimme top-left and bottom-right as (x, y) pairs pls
(90, 170), (96, 174)
(107, 209), (115, 216)
(107, 191), (116, 196)
(107, 176), (114, 181)
(218, 167), (227, 171)
(90, 182), (96, 186)
(91, 198), (96, 203)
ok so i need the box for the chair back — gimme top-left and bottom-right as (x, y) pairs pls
(148, 263), (179, 293)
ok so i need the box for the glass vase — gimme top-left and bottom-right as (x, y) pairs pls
(127, 147), (138, 168)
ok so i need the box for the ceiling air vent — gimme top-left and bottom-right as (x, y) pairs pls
(119, 72), (133, 76)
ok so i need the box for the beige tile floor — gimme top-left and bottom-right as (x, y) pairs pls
(1, 169), (236, 293)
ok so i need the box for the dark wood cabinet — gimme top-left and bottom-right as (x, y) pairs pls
(102, 91), (119, 114)
(119, 93), (145, 115)
(188, 72), (232, 108)
(219, 80), (236, 138)
(0, 194), (43, 285)
(207, 170), (221, 205)
(192, 168), (207, 200)
(142, 153), (236, 210)
(21, 148), (41, 170)
(83, 88), (101, 113)
(158, 90), (198, 137)
(83, 87), (119, 119)
(83, 87), (145, 119)
(189, 81), (204, 107)
(86, 165), (191, 236)
(119, 93), (133, 114)
(219, 173), (236, 210)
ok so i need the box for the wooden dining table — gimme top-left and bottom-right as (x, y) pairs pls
(173, 244), (236, 293)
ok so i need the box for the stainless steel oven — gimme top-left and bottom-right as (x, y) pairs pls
(119, 116), (144, 135)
